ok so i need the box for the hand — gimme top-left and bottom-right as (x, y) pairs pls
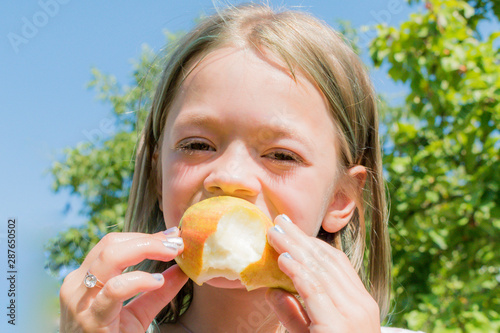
(59, 229), (188, 333)
(265, 215), (381, 333)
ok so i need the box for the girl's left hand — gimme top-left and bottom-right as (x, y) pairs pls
(265, 215), (381, 333)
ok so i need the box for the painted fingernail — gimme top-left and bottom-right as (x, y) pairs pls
(152, 273), (164, 281)
(273, 225), (285, 234)
(163, 226), (178, 236)
(280, 214), (292, 223)
(162, 237), (183, 249)
(282, 252), (293, 260)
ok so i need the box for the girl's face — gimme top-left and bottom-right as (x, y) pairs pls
(159, 46), (339, 244)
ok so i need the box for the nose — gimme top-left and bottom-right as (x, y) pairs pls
(203, 144), (261, 197)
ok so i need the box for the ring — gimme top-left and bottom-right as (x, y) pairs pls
(83, 270), (105, 289)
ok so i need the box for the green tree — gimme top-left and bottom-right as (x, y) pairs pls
(371, 0), (499, 331)
(45, 31), (184, 276)
(46, 2), (499, 331)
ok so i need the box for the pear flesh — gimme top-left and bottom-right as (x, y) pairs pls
(201, 209), (266, 282)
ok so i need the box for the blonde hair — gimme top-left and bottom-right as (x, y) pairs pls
(124, 2), (391, 329)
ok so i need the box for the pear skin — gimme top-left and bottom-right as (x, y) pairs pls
(174, 196), (296, 293)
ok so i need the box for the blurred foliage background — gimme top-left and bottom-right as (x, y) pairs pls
(45, 0), (499, 331)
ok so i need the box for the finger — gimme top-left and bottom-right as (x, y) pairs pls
(314, 240), (367, 293)
(63, 230), (179, 292)
(266, 288), (310, 333)
(267, 221), (353, 298)
(75, 233), (183, 314)
(276, 252), (340, 325)
(269, 216), (367, 302)
(81, 229), (179, 268)
(85, 270), (166, 327)
(277, 218), (366, 294)
(270, 216), (381, 330)
(88, 234), (184, 284)
(59, 229), (181, 332)
(268, 220), (371, 323)
(124, 265), (189, 330)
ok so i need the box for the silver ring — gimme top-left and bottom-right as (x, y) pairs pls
(83, 270), (105, 289)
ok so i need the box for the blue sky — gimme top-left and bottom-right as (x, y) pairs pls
(0, 0), (432, 331)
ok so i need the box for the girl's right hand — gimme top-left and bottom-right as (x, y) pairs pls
(59, 229), (188, 333)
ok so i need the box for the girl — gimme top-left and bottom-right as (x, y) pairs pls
(60, 3), (419, 332)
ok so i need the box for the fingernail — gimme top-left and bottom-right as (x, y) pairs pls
(162, 237), (183, 249)
(282, 252), (293, 260)
(280, 214), (292, 223)
(273, 225), (285, 234)
(152, 273), (164, 281)
(163, 226), (178, 236)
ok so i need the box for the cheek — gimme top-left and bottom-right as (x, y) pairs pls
(271, 170), (333, 237)
(283, 193), (326, 236)
(161, 159), (205, 227)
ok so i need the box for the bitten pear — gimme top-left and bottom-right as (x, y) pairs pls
(174, 196), (296, 293)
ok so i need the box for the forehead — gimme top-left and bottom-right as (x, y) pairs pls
(178, 46), (320, 105)
(167, 46), (336, 148)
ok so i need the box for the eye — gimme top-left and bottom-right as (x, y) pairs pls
(175, 138), (215, 153)
(264, 150), (303, 164)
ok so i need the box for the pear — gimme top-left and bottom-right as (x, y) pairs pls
(174, 196), (296, 293)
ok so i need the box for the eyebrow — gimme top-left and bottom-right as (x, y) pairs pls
(173, 112), (222, 130)
(172, 111), (315, 151)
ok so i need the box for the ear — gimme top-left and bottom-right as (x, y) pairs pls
(322, 165), (367, 233)
(152, 149), (163, 212)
